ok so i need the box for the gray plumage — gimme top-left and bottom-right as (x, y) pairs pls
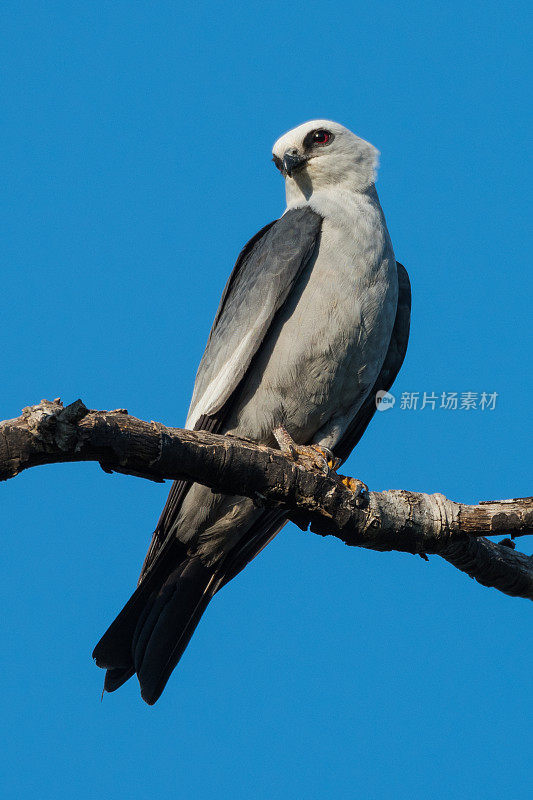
(93, 120), (411, 704)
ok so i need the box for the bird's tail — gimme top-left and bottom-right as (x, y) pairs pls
(93, 554), (215, 705)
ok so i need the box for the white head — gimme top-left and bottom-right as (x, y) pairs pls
(272, 120), (379, 204)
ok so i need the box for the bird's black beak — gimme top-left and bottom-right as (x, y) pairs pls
(283, 150), (307, 178)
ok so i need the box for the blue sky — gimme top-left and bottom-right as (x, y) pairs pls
(1, 1), (531, 798)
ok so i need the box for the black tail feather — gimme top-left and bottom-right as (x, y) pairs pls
(94, 510), (288, 704)
(137, 560), (215, 705)
(93, 555), (214, 704)
(104, 666), (135, 693)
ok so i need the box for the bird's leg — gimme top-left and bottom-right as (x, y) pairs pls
(273, 425), (340, 475)
(272, 426), (368, 504)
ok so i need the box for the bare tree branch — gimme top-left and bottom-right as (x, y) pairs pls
(1, 399), (531, 600)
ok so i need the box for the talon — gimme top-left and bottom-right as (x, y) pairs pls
(306, 444), (328, 474)
(341, 476), (369, 506)
(341, 476), (368, 493)
(313, 446), (341, 472)
(272, 426), (338, 475)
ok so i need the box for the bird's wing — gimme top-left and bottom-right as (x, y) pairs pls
(138, 206), (322, 581)
(333, 261), (411, 463)
(186, 207), (322, 428)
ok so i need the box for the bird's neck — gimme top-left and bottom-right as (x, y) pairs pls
(286, 173), (378, 207)
(285, 180), (382, 226)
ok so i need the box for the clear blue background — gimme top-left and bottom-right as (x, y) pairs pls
(1, 2), (531, 798)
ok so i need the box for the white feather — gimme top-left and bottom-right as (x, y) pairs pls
(186, 329), (255, 429)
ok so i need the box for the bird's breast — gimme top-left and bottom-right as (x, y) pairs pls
(224, 202), (398, 448)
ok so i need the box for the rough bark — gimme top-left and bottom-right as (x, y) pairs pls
(1, 399), (531, 600)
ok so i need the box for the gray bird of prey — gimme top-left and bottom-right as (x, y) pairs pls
(93, 120), (411, 704)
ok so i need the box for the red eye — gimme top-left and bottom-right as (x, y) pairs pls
(313, 130), (331, 144)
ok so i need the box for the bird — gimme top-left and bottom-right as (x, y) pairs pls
(93, 120), (411, 704)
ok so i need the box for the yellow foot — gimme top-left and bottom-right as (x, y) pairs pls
(341, 475), (369, 506)
(273, 426), (339, 475)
